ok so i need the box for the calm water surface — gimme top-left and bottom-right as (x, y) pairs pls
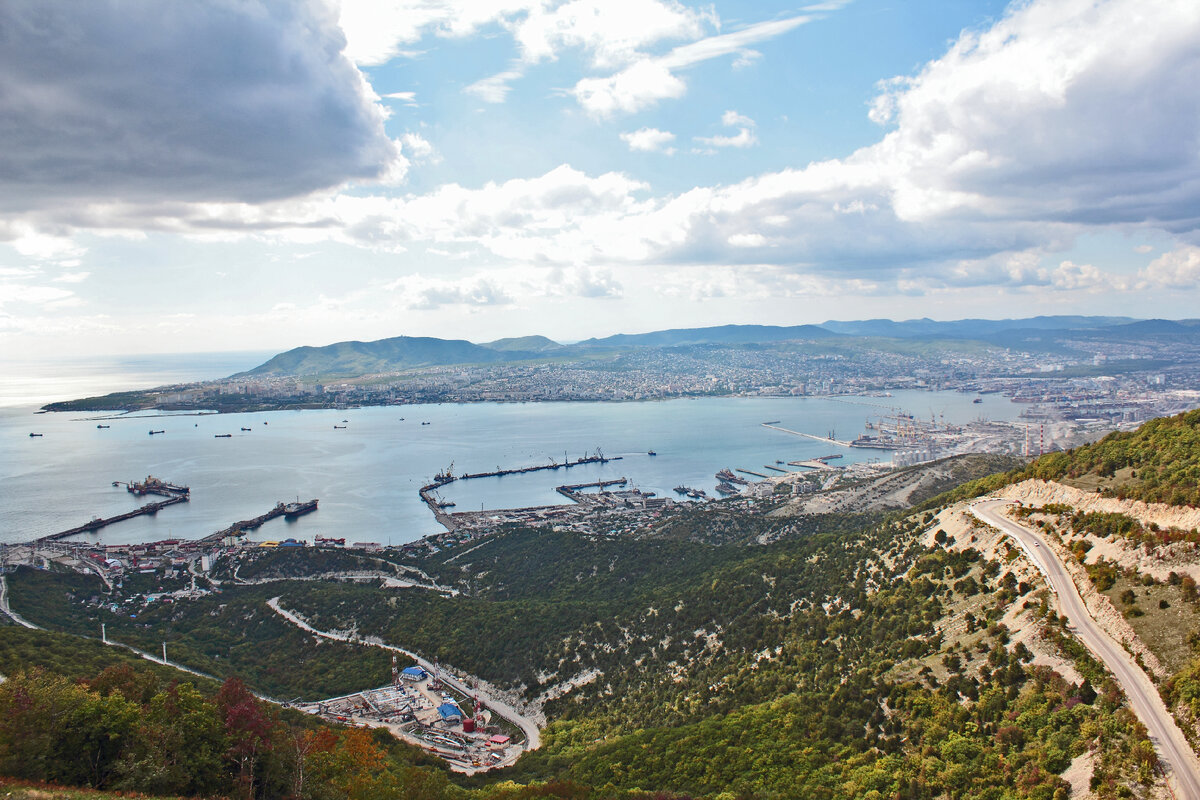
(0, 355), (1023, 546)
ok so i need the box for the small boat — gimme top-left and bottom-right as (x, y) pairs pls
(342, 419), (348, 423)
(28, 432), (43, 437)
(647, 450), (656, 456)
(399, 417), (405, 421)
(214, 434), (232, 438)
(241, 427), (252, 431)
(148, 430), (164, 435)
(421, 421), (431, 425)
(333, 425), (346, 429)
(973, 398), (983, 404)
(96, 424), (110, 429)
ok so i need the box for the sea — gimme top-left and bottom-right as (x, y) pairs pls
(0, 353), (1025, 547)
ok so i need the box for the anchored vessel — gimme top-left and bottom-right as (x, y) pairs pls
(284, 499), (319, 518)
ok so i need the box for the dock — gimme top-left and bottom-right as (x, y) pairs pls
(763, 465), (789, 473)
(38, 494), (189, 543)
(556, 478), (628, 501)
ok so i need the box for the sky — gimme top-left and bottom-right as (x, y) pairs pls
(2, 0), (1200, 357)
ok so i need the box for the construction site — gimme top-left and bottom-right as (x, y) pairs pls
(297, 656), (524, 772)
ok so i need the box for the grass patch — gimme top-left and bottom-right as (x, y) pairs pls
(1101, 576), (1200, 674)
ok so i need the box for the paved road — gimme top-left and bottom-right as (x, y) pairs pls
(267, 597), (541, 751)
(972, 499), (1200, 798)
(0, 576), (39, 629)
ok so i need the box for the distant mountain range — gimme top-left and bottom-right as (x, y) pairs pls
(236, 316), (1200, 378)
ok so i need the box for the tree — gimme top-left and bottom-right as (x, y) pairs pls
(216, 677), (276, 800)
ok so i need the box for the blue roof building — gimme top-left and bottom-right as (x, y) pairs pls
(437, 702), (463, 722)
(401, 666), (427, 681)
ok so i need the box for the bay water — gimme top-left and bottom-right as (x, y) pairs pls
(0, 354), (1022, 546)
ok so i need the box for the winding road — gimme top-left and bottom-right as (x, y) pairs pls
(971, 498), (1200, 798)
(266, 597), (541, 751)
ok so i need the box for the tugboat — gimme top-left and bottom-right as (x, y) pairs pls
(647, 450), (657, 456)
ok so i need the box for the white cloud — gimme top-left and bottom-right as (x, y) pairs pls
(401, 133), (439, 164)
(620, 128), (677, 154)
(396, 276), (515, 310)
(337, 0), (717, 79)
(465, 68), (526, 103)
(571, 15), (814, 116)
(695, 110), (758, 150)
(721, 110), (755, 128)
(52, 272), (90, 284)
(383, 91), (419, 107)
(696, 129), (757, 149)
(514, 0), (713, 69)
(1139, 245), (1200, 289)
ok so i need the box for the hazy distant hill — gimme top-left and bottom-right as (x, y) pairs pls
(820, 315), (1136, 339)
(237, 324), (841, 377)
(482, 335), (563, 352)
(239, 336), (512, 377)
(577, 323), (839, 348)
(235, 316), (1192, 379)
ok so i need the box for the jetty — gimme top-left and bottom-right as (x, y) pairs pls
(192, 499), (318, 546)
(457, 452), (621, 481)
(760, 423), (852, 447)
(113, 476), (190, 497)
(38, 494), (188, 543)
(736, 468), (769, 479)
(419, 452), (623, 531)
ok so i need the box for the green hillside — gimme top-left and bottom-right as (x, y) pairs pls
(930, 408), (1200, 510)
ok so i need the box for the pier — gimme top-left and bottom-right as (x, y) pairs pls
(760, 423), (852, 447)
(38, 494), (189, 543)
(192, 499), (318, 547)
(420, 452), (624, 532)
(113, 476), (190, 497)
(457, 452), (621, 481)
(736, 468), (769, 479)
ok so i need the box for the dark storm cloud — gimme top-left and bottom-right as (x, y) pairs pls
(0, 0), (401, 211)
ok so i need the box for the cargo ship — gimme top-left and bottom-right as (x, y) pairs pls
(148, 430), (164, 435)
(214, 433), (232, 438)
(96, 424), (110, 429)
(283, 499), (319, 518)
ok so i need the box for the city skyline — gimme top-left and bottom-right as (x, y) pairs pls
(2, 0), (1199, 357)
